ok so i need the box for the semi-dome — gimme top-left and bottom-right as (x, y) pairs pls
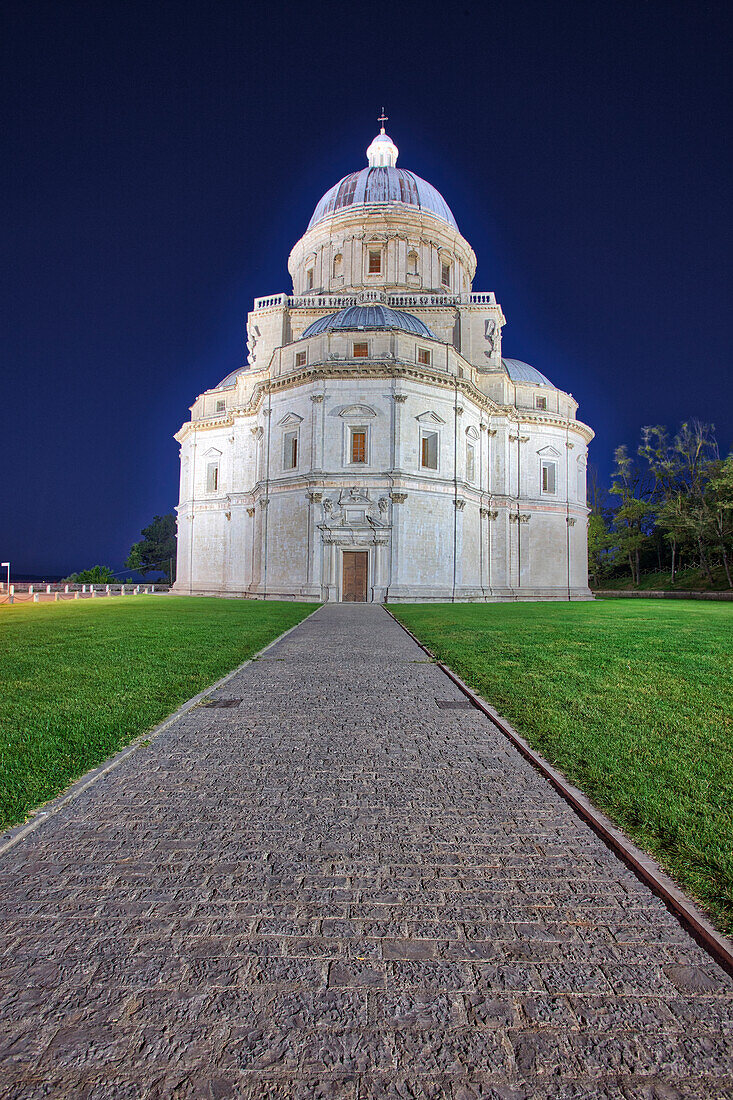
(502, 358), (554, 388)
(214, 367), (245, 390)
(301, 304), (435, 339)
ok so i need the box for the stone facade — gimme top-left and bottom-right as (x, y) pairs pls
(173, 127), (593, 601)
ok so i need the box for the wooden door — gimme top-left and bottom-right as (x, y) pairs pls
(342, 551), (368, 602)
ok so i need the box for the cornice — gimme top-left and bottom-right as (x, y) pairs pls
(175, 362), (594, 446)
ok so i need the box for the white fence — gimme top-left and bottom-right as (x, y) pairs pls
(0, 582), (170, 605)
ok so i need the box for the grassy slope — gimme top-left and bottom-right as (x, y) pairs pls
(0, 597), (317, 830)
(392, 600), (733, 932)
(597, 565), (732, 592)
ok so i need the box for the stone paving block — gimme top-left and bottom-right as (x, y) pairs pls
(393, 1027), (510, 1076)
(376, 990), (465, 1029)
(509, 1028), (579, 1078)
(329, 960), (387, 989)
(0, 604), (732, 1097)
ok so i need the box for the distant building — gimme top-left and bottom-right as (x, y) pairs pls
(173, 125), (593, 601)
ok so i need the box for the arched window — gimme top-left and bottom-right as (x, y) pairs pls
(407, 250), (419, 276)
(333, 253), (343, 278)
(466, 443), (476, 483)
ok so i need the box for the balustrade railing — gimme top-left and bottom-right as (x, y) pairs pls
(254, 290), (497, 312)
(288, 295), (358, 310)
(252, 293), (289, 310)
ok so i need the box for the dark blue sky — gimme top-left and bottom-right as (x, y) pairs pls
(2, 0), (731, 575)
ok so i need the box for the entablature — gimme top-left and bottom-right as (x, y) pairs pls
(175, 362), (592, 446)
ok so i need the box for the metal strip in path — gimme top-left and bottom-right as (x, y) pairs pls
(0, 603), (732, 1099)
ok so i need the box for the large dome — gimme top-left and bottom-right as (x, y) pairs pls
(301, 304), (435, 339)
(308, 166), (458, 232)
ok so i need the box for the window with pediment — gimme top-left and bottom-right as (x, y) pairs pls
(206, 462), (219, 493)
(283, 430), (298, 471)
(421, 430), (439, 471)
(541, 460), (557, 494)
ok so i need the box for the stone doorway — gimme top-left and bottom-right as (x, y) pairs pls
(342, 551), (368, 602)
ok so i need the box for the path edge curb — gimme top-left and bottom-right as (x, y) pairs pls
(385, 606), (733, 978)
(0, 604), (323, 860)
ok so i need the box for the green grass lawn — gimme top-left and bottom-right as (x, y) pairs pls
(392, 600), (733, 933)
(0, 597), (317, 831)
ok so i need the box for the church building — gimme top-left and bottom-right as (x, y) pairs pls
(173, 123), (593, 601)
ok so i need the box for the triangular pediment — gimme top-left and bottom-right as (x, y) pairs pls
(204, 447), (222, 458)
(537, 445), (561, 457)
(415, 410), (446, 425)
(278, 412), (304, 427)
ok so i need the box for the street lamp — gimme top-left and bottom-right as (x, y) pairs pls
(1, 562), (9, 593)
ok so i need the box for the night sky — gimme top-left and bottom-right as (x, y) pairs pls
(3, 1), (731, 577)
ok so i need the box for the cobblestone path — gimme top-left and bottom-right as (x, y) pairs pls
(1, 604), (732, 1099)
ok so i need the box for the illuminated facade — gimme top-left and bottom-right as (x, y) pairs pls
(173, 125), (593, 601)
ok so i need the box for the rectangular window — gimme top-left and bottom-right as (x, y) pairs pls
(421, 431), (438, 470)
(306, 268), (314, 290)
(535, 395), (547, 411)
(206, 462), (219, 493)
(466, 443), (475, 482)
(353, 341), (369, 358)
(215, 399), (226, 414)
(441, 262), (451, 287)
(351, 429), (367, 464)
(417, 347), (431, 366)
(295, 350), (307, 368)
(283, 431), (298, 470)
(368, 250), (382, 274)
(541, 460), (557, 494)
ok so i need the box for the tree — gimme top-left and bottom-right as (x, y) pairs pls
(609, 445), (655, 586)
(63, 565), (116, 584)
(638, 425), (681, 580)
(705, 456), (733, 588)
(587, 511), (616, 587)
(670, 421), (722, 583)
(126, 514), (177, 583)
(586, 463), (616, 587)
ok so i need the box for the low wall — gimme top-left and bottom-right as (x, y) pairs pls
(593, 589), (733, 601)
